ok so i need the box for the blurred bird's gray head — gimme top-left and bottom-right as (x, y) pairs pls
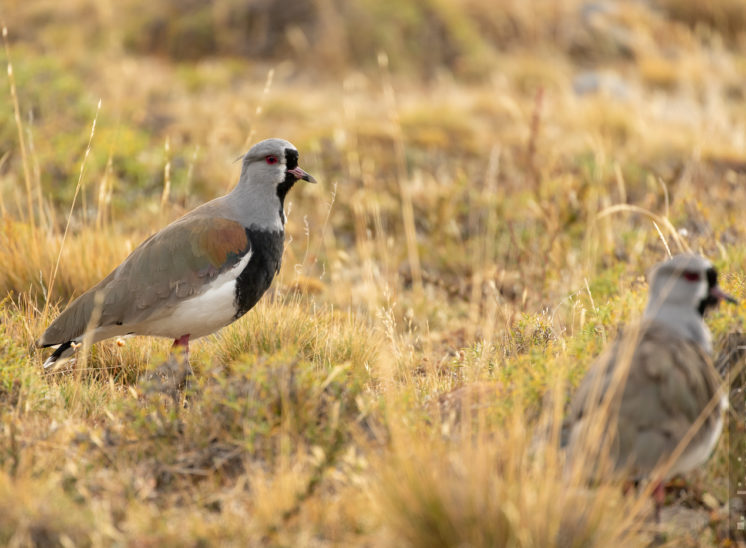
(646, 254), (735, 316)
(644, 254), (736, 351)
(231, 138), (317, 230)
(240, 138), (316, 200)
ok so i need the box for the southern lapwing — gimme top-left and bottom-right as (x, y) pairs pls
(38, 138), (316, 369)
(562, 254), (736, 512)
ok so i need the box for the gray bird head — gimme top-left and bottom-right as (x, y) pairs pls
(240, 138), (316, 199)
(231, 138), (317, 231)
(644, 254), (737, 351)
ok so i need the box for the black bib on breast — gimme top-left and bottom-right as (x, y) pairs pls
(233, 227), (284, 318)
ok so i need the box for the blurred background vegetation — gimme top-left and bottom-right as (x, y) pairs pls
(3, 0), (746, 304)
(3, 0), (745, 211)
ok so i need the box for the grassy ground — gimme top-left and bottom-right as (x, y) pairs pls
(2, 0), (746, 545)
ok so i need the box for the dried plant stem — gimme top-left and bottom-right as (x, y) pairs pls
(160, 136), (171, 210)
(3, 26), (36, 234)
(596, 204), (689, 254)
(241, 67), (275, 164)
(96, 155), (114, 230)
(379, 51), (422, 298)
(42, 99), (102, 323)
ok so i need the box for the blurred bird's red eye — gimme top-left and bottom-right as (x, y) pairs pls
(682, 271), (700, 282)
(266, 155), (278, 165)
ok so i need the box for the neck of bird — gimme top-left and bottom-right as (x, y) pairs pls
(643, 302), (712, 353)
(227, 181), (285, 232)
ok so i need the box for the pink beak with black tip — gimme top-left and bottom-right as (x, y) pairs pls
(287, 166), (317, 183)
(710, 285), (738, 305)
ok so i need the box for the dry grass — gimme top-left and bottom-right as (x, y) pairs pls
(1, 0), (746, 546)
(375, 424), (641, 547)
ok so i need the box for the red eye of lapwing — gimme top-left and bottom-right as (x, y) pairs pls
(682, 270), (700, 282)
(265, 155), (278, 165)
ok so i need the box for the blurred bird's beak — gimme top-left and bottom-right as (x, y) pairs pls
(287, 166), (317, 183)
(711, 285), (738, 305)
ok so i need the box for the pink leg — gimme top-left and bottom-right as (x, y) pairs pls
(172, 334), (190, 360)
(171, 334), (193, 396)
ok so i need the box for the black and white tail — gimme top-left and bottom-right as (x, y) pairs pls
(41, 341), (76, 369)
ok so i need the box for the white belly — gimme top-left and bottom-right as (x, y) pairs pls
(92, 251), (252, 341)
(147, 279), (240, 339)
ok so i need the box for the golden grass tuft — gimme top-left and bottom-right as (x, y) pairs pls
(211, 296), (380, 373)
(375, 425), (643, 547)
